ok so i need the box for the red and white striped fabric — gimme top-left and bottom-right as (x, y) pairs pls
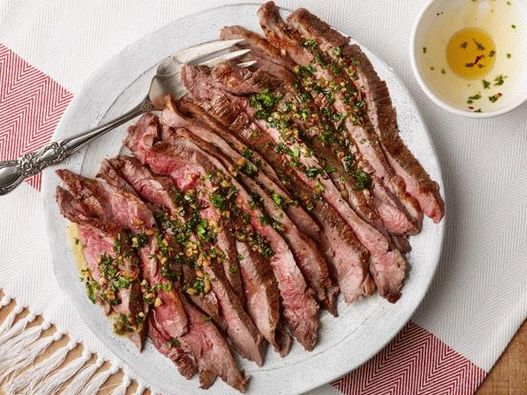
(0, 1), (525, 394)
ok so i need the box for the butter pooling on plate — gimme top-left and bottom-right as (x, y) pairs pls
(420, 0), (525, 113)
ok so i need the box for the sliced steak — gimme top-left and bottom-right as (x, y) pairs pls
(103, 156), (245, 308)
(235, 241), (291, 356)
(135, 121), (320, 350)
(126, 116), (248, 311)
(199, 63), (407, 302)
(177, 291), (248, 392)
(123, 128), (264, 364)
(220, 25), (296, 70)
(257, 2), (419, 234)
(181, 65), (374, 304)
(56, 186), (146, 349)
(56, 170), (189, 339)
(57, 170), (248, 391)
(288, 7), (444, 223)
(218, 29), (409, 244)
(161, 98), (338, 314)
(99, 157), (223, 325)
(102, 156), (265, 366)
(148, 315), (197, 380)
(175, 98), (322, 243)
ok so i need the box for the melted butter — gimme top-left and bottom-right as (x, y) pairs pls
(67, 222), (87, 271)
(446, 27), (496, 79)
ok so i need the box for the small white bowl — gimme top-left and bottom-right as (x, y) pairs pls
(410, 0), (527, 118)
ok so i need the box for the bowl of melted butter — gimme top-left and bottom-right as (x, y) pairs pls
(411, 0), (527, 117)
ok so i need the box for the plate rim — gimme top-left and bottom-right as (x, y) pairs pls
(41, 3), (446, 394)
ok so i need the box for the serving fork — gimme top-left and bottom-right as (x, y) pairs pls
(0, 39), (253, 195)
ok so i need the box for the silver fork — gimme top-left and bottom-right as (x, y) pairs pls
(0, 39), (253, 195)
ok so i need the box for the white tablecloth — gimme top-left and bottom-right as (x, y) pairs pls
(0, 1), (525, 394)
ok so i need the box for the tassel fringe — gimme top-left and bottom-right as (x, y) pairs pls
(111, 374), (131, 395)
(82, 363), (119, 394)
(33, 348), (91, 395)
(62, 357), (103, 395)
(0, 301), (149, 394)
(3, 339), (75, 394)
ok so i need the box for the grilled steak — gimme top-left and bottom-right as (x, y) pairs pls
(257, 2), (419, 235)
(57, 170), (248, 390)
(175, 98), (322, 243)
(148, 315), (197, 379)
(55, 6), (445, 391)
(177, 291), (249, 392)
(234, 241), (291, 356)
(161, 97), (338, 313)
(184, 63), (408, 302)
(98, 157), (223, 325)
(127, 119), (320, 351)
(56, 170), (189, 339)
(103, 156), (266, 366)
(181, 64), (375, 303)
(56, 187), (147, 349)
(287, 7), (444, 223)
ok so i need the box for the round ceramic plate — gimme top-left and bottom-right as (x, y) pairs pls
(42, 4), (445, 395)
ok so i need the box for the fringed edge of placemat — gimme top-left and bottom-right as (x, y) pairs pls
(0, 293), (152, 395)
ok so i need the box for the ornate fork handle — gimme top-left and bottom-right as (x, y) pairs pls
(0, 97), (154, 195)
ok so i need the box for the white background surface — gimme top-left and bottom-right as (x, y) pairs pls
(1, 0), (526, 379)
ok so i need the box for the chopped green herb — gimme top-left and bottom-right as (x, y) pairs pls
(305, 166), (322, 179)
(494, 74), (507, 86)
(467, 93), (482, 104)
(353, 169), (373, 190)
(482, 79), (491, 89)
(211, 193), (226, 210)
(488, 49), (496, 57)
(512, 24), (516, 29)
(272, 192), (285, 209)
(271, 219), (284, 232)
(167, 338), (180, 348)
(301, 39), (318, 49)
(113, 314), (134, 335)
(81, 269), (98, 304)
(489, 93), (503, 103)
(507, 53), (512, 59)
(241, 148), (254, 160)
(132, 232), (148, 248)
(259, 214), (270, 226)
(422, 47), (427, 54)
(113, 276), (131, 290)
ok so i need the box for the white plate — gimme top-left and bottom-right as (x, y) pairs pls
(42, 4), (445, 394)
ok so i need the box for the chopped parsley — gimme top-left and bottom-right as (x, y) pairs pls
(167, 338), (180, 348)
(467, 93), (482, 104)
(272, 192), (285, 209)
(494, 74), (507, 86)
(301, 38), (318, 49)
(489, 93), (503, 103)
